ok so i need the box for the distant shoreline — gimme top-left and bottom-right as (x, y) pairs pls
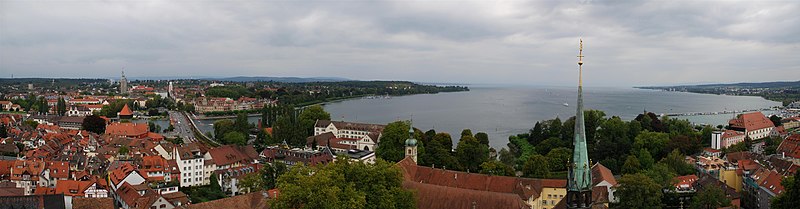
(634, 87), (786, 106)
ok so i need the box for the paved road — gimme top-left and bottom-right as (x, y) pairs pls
(168, 111), (197, 144)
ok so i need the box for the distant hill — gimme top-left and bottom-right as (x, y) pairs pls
(207, 76), (351, 83)
(637, 80), (800, 106)
(0, 78), (105, 85)
(637, 80), (800, 89)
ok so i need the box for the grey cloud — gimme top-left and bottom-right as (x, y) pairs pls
(0, 0), (798, 86)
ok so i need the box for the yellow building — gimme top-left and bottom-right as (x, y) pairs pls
(531, 186), (567, 209)
(719, 168), (743, 192)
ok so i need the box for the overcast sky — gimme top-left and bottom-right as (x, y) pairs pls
(1, 0), (798, 86)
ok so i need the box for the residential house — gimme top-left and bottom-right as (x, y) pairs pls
(312, 120), (385, 151)
(260, 146), (333, 167)
(9, 160), (46, 195)
(173, 144), (208, 187)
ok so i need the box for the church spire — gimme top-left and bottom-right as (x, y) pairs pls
(405, 118), (418, 164)
(567, 38), (593, 209)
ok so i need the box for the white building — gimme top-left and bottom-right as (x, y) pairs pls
(727, 112), (775, 141)
(66, 106), (92, 117)
(173, 145), (209, 187)
(712, 130), (746, 149)
(108, 163), (146, 192)
(313, 120), (385, 151)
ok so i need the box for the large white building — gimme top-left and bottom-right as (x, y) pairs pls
(173, 145), (209, 187)
(312, 120), (385, 151)
(711, 130), (746, 149)
(728, 112), (775, 140)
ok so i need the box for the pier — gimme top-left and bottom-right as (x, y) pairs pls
(662, 108), (778, 117)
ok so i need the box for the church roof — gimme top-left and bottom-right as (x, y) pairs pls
(119, 104), (133, 116)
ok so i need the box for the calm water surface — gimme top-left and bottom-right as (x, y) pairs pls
(321, 86), (780, 149)
(196, 86), (780, 149)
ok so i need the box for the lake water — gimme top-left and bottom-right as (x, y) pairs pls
(196, 86), (780, 149)
(320, 86), (780, 149)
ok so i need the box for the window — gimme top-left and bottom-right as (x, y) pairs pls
(542, 200), (547, 205)
(160, 204), (166, 208)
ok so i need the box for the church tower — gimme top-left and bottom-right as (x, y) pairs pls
(567, 39), (594, 209)
(120, 71), (129, 94)
(404, 121), (417, 164)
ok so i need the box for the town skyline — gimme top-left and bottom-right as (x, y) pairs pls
(2, 0), (799, 86)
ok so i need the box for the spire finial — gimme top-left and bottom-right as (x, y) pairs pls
(577, 39), (584, 87)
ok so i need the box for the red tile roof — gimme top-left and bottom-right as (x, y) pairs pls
(108, 163), (139, 187)
(207, 145), (256, 167)
(729, 112), (774, 131)
(10, 160), (46, 181)
(105, 122), (148, 137)
(403, 180), (530, 209)
(72, 197), (115, 209)
(119, 104), (133, 116)
(673, 175), (698, 190)
(46, 161), (70, 179)
(52, 180), (96, 196)
(397, 156), (562, 206)
(759, 171), (785, 195)
(186, 191), (272, 209)
(591, 163), (617, 186)
(778, 134), (800, 159)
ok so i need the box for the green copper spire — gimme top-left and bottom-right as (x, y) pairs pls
(568, 39), (592, 192)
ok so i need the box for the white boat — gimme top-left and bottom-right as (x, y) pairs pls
(563, 102), (569, 107)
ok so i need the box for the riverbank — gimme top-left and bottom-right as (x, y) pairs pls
(194, 91), (464, 120)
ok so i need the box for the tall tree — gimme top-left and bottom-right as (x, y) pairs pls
(420, 133), (459, 170)
(614, 173), (663, 209)
(691, 186), (731, 209)
(37, 96), (48, 114)
(375, 121), (411, 162)
(475, 132), (490, 146)
(772, 171), (799, 209)
(455, 135), (490, 172)
(82, 115), (106, 134)
(529, 121), (544, 145)
(770, 115), (783, 127)
(583, 109), (607, 144)
(633, 131), (670, 160)
(547, 118), (562, 139)
(213, 119), (235, 139)
(222, 131), (247, 146)
(498, 148), (516, 167)
(271, 159), (415, 209)
(56, 97), (67, 116)
(594, 117), (631, 163)
(298, 105), (331, 136)
(622, 155), (642, 174)
(0, 124), (7, 138)
(233, 112), (252, 134)
(522, 154), (551, 178)
(479, 160), (515, 176)
(638, 149), (655, 170)
(545, 148), (572, 171)
(660, 149), (696, 176)
(460, 129), (473, 139)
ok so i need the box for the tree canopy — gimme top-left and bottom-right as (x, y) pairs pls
(614, 173), (663, 209)
(271, 158), (415, 209)
(82, 115), (106, 134)
(376, 121), (411, 162)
